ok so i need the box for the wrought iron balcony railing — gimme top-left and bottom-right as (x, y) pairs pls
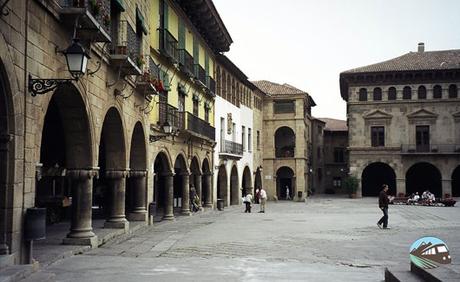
(158, 103), (184, 130)
(159, 29), (179, 63)
(220, 140), (243, 156)
(109, 20), (142, 75)
(59, 0), (111, 42)
(206, 76), (216, 95)
(178, 49), (194, 77)
(276, 147), (295, 158)
(186, 112), (215, 141)
(401, 144), (460, 154)
(194, 64), (206, 86)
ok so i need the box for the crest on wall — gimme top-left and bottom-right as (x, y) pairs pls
(227, 113), (233, 134)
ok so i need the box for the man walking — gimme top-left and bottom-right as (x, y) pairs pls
(377, 184), (390, 229)
(286, 186), (291, 200)
(259, 187), (267, 213)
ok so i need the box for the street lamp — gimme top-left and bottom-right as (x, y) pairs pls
(28, 38), (90, 96)
(149, 121), (176, 143)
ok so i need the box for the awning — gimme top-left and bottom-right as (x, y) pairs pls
(112, 0), (125, 12)
(136, 7), (148, 35)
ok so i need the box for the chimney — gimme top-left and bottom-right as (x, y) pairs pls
(418, 42), (425, 53)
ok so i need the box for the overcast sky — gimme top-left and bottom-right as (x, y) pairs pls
(213, 0), (460, 119)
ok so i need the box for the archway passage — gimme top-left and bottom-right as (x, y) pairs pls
(451, 166), (460, 197)
(94, 107), (128, 229)
(201, 159), (212, 207)
(276, 166), (294, 200)
(153, 152), (172, 220)
(37, 85), (94, 241)
(406, 162), (442, 198)
(230, 165), (239, 205)
(242, 166), (252, 196)
(190, 157), (201, 208)
(126, 122), (147, 221)
(361, 162), (396, 196)
(217, 165), (227, 206)
(173, 154), (189, 215)
(275, 127), (295, 158)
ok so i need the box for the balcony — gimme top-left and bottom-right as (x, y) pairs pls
(401, 144), (460, 154)
(158, 103), (184, 130)
(219, 140), (243, 159)
(109, 20), (142, 76)
(186, 112), (215, 141)
(136, 57), (160, 97)
(194, 64), (206, 88)
(159, 29), (179, 63)
(59, 0), (111, 42)
(276, 146), (295, 158)
(206, 76), (216, 96)
(178, 49), (194, 78)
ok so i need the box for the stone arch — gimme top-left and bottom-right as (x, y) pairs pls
(217, 165), (228, 206)
(173, 153), (189, 215)
(451, 165), (460, 197)
(230, 165), (239, 205)
(201, 158), (212, 207)
(254, 167), (262, 192)
(190, 156), (202, 205)
(152, 149), (173, 173)
(276, 166), (294, 200)
(361, 162), (396, 196)
(406, 162), (442, 197)
(275, 126), (295, 158)
(242, 166), (252, 195)
(153, 151), (173, 219)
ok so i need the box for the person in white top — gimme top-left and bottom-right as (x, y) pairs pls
(244, 192), (253, 213)
(285, 186), (291, 200)
(259, 188), (267, 213)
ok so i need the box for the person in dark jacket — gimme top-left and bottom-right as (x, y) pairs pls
(377, 184), (390, 229)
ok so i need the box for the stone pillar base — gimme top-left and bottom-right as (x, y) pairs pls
(181, 210), (191, 216)
(0, 254), (14, 268)
(104, 221), (129, 231)
(63, 236), (98, 248)
(128, 212), (147, 222)
(204, 203), (212, 208)
(162, 214), (175, 221)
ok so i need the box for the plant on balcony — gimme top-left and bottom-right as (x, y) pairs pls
(103, 14), (111, 27)
(344, 175), (359, 198)
(153, 79), (165, 92)
(89, 0), (102, 16)
(136, 55), (146, 68)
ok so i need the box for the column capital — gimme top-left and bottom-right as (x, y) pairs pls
(129, 170), (148, 178)
(67, 168), (99, 180)
(105, 169), (129, 179)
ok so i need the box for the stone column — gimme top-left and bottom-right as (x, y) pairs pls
(396, 178), (406, 196)
(204, 173), (212, 208)
(128, 170), (147, 222)
(63, 168), (99, 247)
(104, 170), (129, 230)
(0, 134), (12, 255)
(195, 173), (202, 206)
(442, 179), (452, 197)
(163, 172), (174, 220)
(181, 172), (190, 215)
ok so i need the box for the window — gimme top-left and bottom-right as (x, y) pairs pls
(242, 126), (246, 151)
(388, 87), (397, 100)
(333, 148), (344, 163)
(449, 84), (458, 98)
(433, 85), (442, 99)
(257, 130), (260, 150)
(178, 92), (185, 112)
(371, 126), (385, 147)
(204, 106), (209, 122)
(274, 100), (295, 114)
(193, 96), (199, 116)
(416, 125), (430, 152)
(403, 86), (412, 100)
(220, 118), (225, 152)
(373, 87), (382, 101)
(359, 88), (367, 101)
(333, 177), (342, 188)
(417, 85), (426, 99)
(248, 128), (252, 152)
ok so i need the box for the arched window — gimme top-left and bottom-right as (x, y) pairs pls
(275, 127), (295, 158)
(388, 87), (396, 100)
(417, 85), (426, 99)
(403, 86), (412, 100)
(359, 88), (367, 101)
(433, 85), (442, 99)
(449, 84), (458, 98)
(373, 87), (382, 101)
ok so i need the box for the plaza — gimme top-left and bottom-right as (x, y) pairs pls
(20, 197), (460, 281)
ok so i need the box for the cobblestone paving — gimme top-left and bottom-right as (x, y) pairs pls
(22, 197), (460, 281)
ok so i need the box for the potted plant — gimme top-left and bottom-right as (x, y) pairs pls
(136, 55), (145, 68)
(344, 175), (359, 198)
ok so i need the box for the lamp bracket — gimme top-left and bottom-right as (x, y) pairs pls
(149, 133), (169, 143)
(28, 74), (75, 96)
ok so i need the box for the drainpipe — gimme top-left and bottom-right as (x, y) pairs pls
(22, 0), (29, 264)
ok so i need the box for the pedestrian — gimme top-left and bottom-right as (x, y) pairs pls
(255, 188), (260, 204)
(244, 192), (253, 213)
(259, 187), (267, 213)
(286, 186), (291, 200)
(377, 184), (390, 229)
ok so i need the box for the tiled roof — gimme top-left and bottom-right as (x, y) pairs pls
(342, 49), (460, 74)
(317, 118), (348, 132)
(251, 80), (308, 95)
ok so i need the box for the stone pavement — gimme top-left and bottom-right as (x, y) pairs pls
(20, 197), (460, 281)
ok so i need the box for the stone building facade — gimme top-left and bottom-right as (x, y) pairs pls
(311, 118), (325, 194)
(252, 81), (316, 201)
(340, 43), (460, 198)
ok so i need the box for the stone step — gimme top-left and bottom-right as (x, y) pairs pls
(20, 272), (55, 282)
(410, 262), (460, 282)
(385, 267), (423, 282)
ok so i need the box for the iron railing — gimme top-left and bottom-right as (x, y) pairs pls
(158, 103), (184, 130)
(111, 20), (139, 60)
(159, 28), (178, 62)
(276, 147), (295, 158)
(178, 49), (194, 77)
(60, 0), (111, 34)
(206, 76), (216, 94)
(194, 64), (206, 86)
(186, 112), (215, 140)
(220, 140), (243, 155)
(401, 144), (460, 153)
(148, 57), (160, 79)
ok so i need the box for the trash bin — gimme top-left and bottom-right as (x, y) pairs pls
(24, 208), (46, 241)
(217, 199), (224, 211)
(148, 202), (157, 217)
